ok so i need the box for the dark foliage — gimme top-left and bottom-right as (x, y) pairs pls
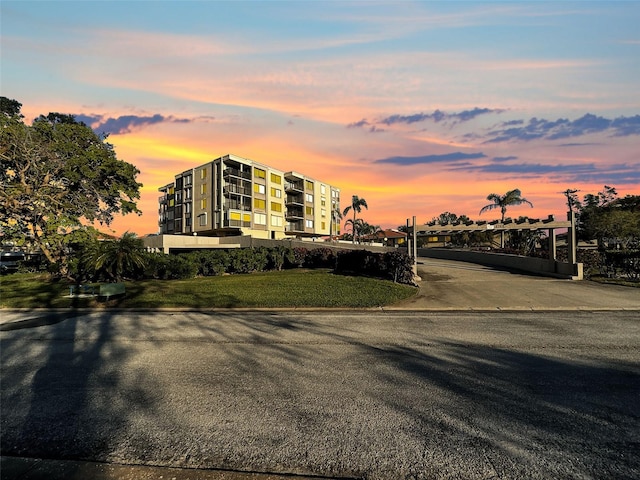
(335, 249), (415, 285)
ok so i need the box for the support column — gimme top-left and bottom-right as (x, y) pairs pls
(412, 215), (421, 282)
(567, 210), (577, 265)
(548, 228), (557, 261)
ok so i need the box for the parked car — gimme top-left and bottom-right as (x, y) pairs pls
(0, 252), (25, 274)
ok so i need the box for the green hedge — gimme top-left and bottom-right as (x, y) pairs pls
(601, 249), (640, 280)
(335, 249), (415, 284)
(135, 246), (416, 285)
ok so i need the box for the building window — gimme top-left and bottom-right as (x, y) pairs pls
(321, 208), (326, 217)
(321, 198), (326, 206)
(321, 184), (326, 194)
(199, 213), (207, 226)
(201, 169), (207, 179)
(254, 198), (266, 209)
(169, 186), (175, 194)
(321, 222), (326, 229)
(270, 173), (281, 184)
(271, 215), (283, 227)
(254, 183), (265, 194)
(201, 198), (207, 209)
(306, 219), (313, 229)
(305, 193), (313, 202)
(185, 188), (192, 199)
(306, 206), (313, 215)
(254, 167), (266, 179)
(270, 187), (282, 198)
(254, 213), (267, 225)
(185, 175), (192, 185)
(271, 202), (282, 212)
(305, 180), (313, 191)
(200, 184), (207, 194)
(185, 202), (191, 213)
(186, 217), (192, 227)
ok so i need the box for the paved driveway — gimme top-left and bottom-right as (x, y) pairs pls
(390, 257), (640, 311)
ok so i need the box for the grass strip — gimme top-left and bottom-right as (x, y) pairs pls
(0, 270), (417, 309)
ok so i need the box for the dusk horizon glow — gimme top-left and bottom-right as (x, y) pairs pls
(2, 1), (639, 236)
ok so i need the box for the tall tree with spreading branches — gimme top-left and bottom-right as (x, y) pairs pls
(0, 97), (142, 275)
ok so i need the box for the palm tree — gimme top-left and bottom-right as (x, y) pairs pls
(94, 231), (147, 281)
(344, 218), (363, 243)
(480, 189), (533, 221)
(343, 195), (368, 244)
(330, 206), (342, 243)
(479, 189), (533, 248)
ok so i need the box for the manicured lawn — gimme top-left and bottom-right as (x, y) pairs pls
(0, 270), (417, 309)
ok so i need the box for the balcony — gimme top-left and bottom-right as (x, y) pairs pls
(285, 221), (304, 233)
(225, 199), (251, 211)
(285, 182), (304, 193)
(285, 194), (304, 206)
(223, 184), (251, 196)
(285, 208), (304, 220)
(223, 167), (252, 180)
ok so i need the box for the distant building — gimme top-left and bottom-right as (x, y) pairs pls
(157, 154), (340, 240)
(360, 228), (407, 247)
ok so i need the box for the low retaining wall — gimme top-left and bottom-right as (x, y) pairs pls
(144, 234), (392, 255)
(417, 248), (583, 280)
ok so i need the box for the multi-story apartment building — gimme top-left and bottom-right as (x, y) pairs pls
(158, 154), (341, 240)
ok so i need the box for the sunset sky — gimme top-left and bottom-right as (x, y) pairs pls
(2, 1), (639, 236)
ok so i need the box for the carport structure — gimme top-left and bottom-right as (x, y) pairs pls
(414, 212), (578, 267)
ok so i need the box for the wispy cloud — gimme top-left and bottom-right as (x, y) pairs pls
(375, 152), (487, 165)
(347, 118), (370, 128)
(484, 113), (640, 143)
(75, 113), (191, 135)
(451, 161), (640, 184)
(379, 107), (503, 126)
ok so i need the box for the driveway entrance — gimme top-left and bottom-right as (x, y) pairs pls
(390, 257), (640, 311)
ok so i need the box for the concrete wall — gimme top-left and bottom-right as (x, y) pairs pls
(417, 248), (583, 280)
(143, 234), (393, 255)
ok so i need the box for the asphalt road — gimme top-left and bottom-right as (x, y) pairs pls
(2, 309), (639, 479)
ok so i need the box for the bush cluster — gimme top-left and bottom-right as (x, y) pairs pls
(335, 249), (415, 285)
(141, 246), (415, 285)
(601, 249), (640, 280)
(556, 248), (640, 280)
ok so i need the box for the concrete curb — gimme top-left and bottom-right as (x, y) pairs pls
(1, 456), (341, 480)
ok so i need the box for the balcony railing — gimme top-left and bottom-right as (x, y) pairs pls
(224, 185), (251, 196)
(285, 221), (304, 232)
(285, 182), (304, 193)
(285, 208), (304, 220)
(223, 167), (252, 180)
(285, 194), (304, 205)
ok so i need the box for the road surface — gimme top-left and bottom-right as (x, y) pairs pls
(2, 309), (639, 479)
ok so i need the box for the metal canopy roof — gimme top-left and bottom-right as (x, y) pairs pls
(415, 214), (571, 235)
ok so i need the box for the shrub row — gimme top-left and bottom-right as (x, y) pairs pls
(601, 249), (640, 280)
(335, 249), (416, 285)
(142, 246), (415, 285)
(556, 248), (640, 280)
